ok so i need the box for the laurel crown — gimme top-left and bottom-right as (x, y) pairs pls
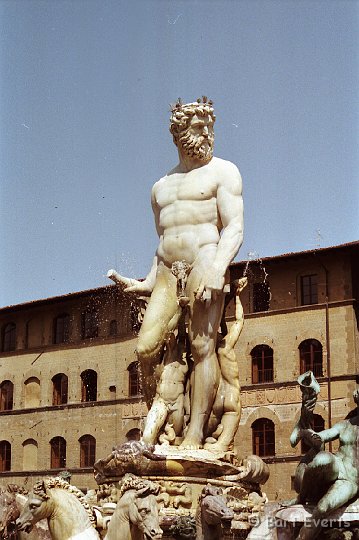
(171, 96), (213, 112)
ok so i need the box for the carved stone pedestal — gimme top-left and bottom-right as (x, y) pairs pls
(94, 443), (269, 539)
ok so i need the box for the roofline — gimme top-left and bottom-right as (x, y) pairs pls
(232, 239), (359, 267)
(0, 284), (121, 314)
(1, 240), (358, 313)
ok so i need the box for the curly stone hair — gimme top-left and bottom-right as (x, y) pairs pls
(119, 473), (160, 499)
(169, 96), (216, 146)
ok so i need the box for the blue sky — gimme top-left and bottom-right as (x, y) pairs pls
(1, 0), (358, 307)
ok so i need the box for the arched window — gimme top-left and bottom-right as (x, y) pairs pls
(299, 339), (323, 377)
(126, 428), (141, 441)
(22, 439), (38, 470)
(50, 437), (66, 469)
(0, 441), (11, 471)
(82, 309), (99, 339)
(53, 314), (70, 344)
(301, 414), (325, 454)
(52, 374), (68, 405)
(81, 370), (97, 402)
(2, 323), (16, 352)
(251, 345), (274, 383)
(128, 362), (141, 397)
(109, 320), (118, 336)
(24, 319), (41, 349)
(24, 377), (41, 408)
(252, 418), (275, 457)
(0, 380), (13, 411)
(79, 435), (96, 467)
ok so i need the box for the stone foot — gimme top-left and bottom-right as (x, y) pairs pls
(179, 436), (202, 450)
(203, 441), (229, 453)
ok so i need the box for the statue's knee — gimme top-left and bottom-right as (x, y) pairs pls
(136, 335), (158, 361)
(137, 322), (167, 361)
(311, 452), (339, 481)
(315, 451), (334, 465)
(191, 335), (212, 358)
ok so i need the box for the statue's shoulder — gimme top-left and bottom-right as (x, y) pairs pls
(152, 174), (169, 197)
(211, 157), (242, 191)
(153, 165), (180, 189)
(211, 156), (239, 169)
(211, 157), (241, 176)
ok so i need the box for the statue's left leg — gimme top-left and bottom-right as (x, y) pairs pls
(298, 479), (357, 540)
(205, 413), (240, 452)
(179, 267), (224, 450)
(299, 451), (339, 503)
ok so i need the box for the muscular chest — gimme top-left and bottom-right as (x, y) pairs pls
(156, 170), (217, 209)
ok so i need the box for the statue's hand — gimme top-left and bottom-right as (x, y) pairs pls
(107, 269), (153, 295)
(195, 267), (225, 304)
(302, 396), (317, 417)
(301, 429), (322, 449)
(235, 276), (248, 294)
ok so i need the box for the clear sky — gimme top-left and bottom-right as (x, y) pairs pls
(1, 0), (358, 307)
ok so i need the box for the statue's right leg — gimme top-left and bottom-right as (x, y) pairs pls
(298, 479), (357, 540)
(136, 264), (179, 406)
(299, 451), (339, 503)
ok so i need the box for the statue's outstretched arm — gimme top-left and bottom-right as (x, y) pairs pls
(107, 259), (157, 296)
(316, 422), (343, 443)
(294, 423), (341, 450)
(108, 185), (162, 294)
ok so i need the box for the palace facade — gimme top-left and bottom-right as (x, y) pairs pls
(0, 241), (358, 499)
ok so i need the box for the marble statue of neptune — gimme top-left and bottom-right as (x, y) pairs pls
(109, 97), (244, 450)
